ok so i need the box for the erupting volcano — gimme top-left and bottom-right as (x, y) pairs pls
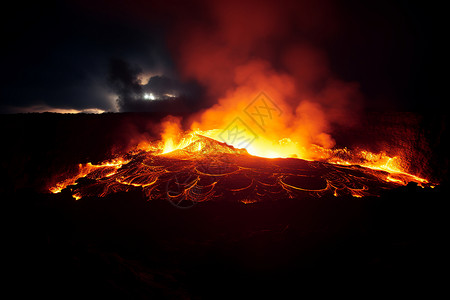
(49, 127), (433, 207)
(42, 0), (439, 205)
(3, 0), (447, 297)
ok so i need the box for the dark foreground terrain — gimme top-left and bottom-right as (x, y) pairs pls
(2, 113), (448, 298)
(6, 186), (447, 298)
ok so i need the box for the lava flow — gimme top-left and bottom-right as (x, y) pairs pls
(49, 131), (433, 206)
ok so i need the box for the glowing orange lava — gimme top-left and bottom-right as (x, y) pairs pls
(49, 130), (434, 204)
(49, 158), (129, 195)
(156, 128), (430, 186)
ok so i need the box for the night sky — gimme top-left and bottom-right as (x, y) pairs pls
(0, 0), (446, 114)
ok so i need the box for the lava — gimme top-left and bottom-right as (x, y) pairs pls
(49, 132), (433, 205)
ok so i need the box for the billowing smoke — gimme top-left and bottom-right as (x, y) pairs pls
(164, 0), (363, 157)
(99, 0), (366, 158)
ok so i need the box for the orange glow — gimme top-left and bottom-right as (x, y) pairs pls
(48, 129), (435, 203)
(48, 89), (432, 200)
(44, 0), (436, 202)
(49, 158), (129, 194)
(241, 199), (258, 204)
(185, 62), (336, 161)
(154, 116), (429, 188)
(49, 128), (433, 201)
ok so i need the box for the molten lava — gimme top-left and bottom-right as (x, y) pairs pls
(49, 131), (433, 205)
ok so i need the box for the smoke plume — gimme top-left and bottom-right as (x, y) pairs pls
(165, 0), (363, 157)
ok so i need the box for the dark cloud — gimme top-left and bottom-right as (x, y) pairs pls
(108, 58), (143, 109)
(107, 58), (203, 113)
(144, 76), (181, 99)
(0, 1), (177, 113)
